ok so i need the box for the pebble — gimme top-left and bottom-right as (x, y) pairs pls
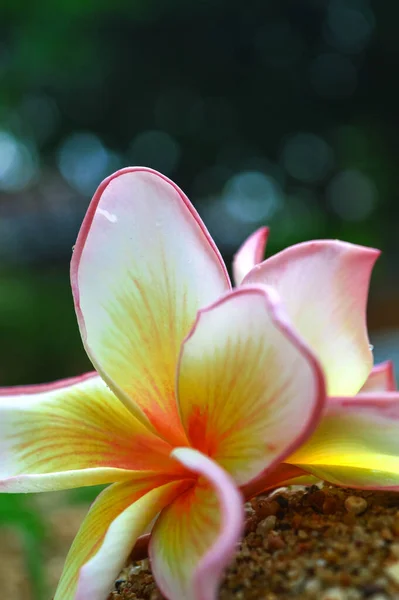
(307, 490), (326, 511)
(304, 578), (321, 596)
(321, 587), (347, 600)
(298, 529), (308, 539)
(384, 560), (399, 584)
(323, 496), (338, 514)
(346, 590), (361, 600)
(256, 515), (276, 535)
(344, 496), (368, 515)
(252, 499), (279, 518)
(266, 532), (285, 550)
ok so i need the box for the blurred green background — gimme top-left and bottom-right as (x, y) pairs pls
(0, 0), (398, 597)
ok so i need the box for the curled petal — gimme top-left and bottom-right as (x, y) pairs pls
(243, 240), (379, 396)
(242, 464), (319, 500)
(288, 394), (399, 489)
(232, 227), (269, 286)
(54, 475), (189, 600)
(360, 361), (397, 393)
(112, 463), (319, 565)
(71, 168), (230, 444)
(177, 285), (325, 486)
(150, 448), (244, 600)
(0, 374), (181, 492)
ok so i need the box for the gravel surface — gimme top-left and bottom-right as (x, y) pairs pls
(109, 485), (399, 600)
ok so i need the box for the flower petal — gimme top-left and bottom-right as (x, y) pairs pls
(360, 361), (397, 393)
(177, 285), (325, 486)
(287, 394), (399, 489)
(0, 373), (181, 492)
(54, 475), (190, 600)
(107, 463), (320, 564)
(150, 448), (244, 600)
(243, 240), (379, 396)
(71, 168), (230, 445)
(232, 226), (269, 286)
(241, 464), (319, 499)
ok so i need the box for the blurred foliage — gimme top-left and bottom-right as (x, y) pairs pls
(0, 268), (90, 384)
(68, 484), (106, 505)
(0, 494), (47, 599)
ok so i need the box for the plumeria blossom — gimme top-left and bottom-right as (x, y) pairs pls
(235, 226), (399, 492)
(0, 168), (327, 600)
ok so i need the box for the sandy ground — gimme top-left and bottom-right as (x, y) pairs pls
(109, 485), (399, 600)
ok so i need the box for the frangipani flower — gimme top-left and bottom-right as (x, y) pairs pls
(235, 227), (399, 492)
(0, 168), (326, 600)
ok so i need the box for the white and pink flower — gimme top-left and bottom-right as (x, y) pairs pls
(0, 167), (397, 600)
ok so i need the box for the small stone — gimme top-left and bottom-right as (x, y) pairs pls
(246, 532), (262, 548)
(256, 515), (276, 535)
(304, 578), (321, 596)
(321, 587), (347, 600)
(291, 513), (302, 529)
(244, 516), (257, 534)
(253, 499), (279, 519)
(344, 496), (368, 515)
(353, 524), (367, 541)
(298, 529), (308, 539)
(346, 591), (361, 600)
(308, 490), (326, 511)
(323, 496), (338, 514)
(244, 503), (255, 517)
(128, 564), (143, 575)
(385, 560), (399, 584)
(381, 527), (393, 541)
(267, 532), (285, 550)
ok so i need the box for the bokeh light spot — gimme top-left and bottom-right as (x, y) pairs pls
(281, 133), (334, 183)
(57, 132), (112, 196)
(327, 169), (377, 221)
(223, 171), (283, 224)
(0, 131), (39, 192)
(325, 1), (375, 54)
